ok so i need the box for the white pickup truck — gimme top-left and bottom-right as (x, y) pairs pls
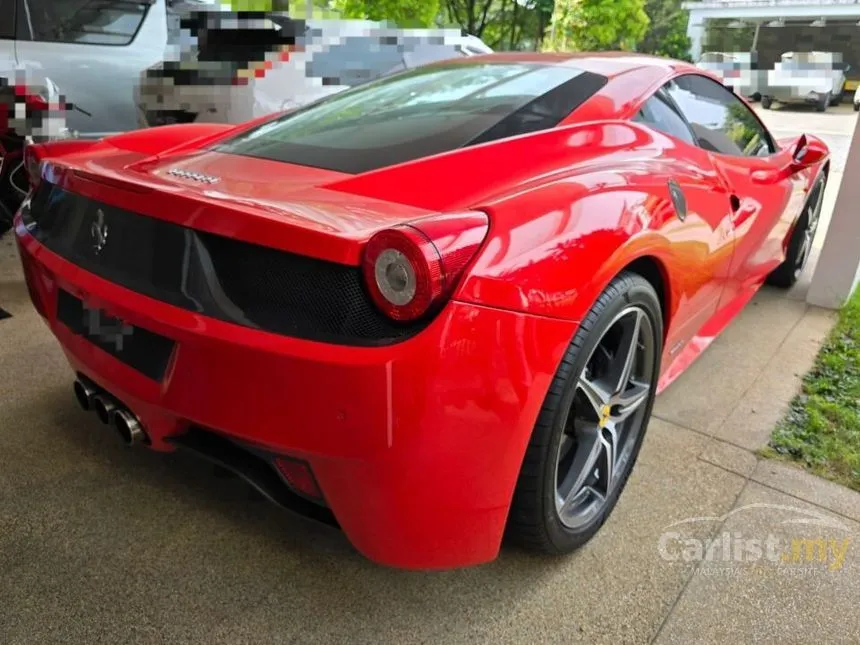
(762, 51), (848, 112)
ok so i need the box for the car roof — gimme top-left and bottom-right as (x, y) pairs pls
(452, 51), (696, 80)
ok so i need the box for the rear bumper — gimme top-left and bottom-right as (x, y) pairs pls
(15, 219), (577, 569)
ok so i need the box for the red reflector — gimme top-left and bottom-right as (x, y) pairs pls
(274, 457), (322, 500)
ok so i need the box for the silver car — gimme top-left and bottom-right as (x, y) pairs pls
(696, 51), (766, 101)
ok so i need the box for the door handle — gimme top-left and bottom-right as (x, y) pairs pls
(730, 194), (757, 228)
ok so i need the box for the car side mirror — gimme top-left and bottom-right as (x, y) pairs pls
(789, 134), (827, 170)
(752, 135), (827, 184)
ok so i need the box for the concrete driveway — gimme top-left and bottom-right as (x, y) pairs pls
(1, 107), (858, 644)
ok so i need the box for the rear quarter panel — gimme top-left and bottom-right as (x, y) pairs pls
(452, 122), (723, 323)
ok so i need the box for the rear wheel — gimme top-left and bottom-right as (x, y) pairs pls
(761, 96), (773, 109)
(830, 84), (845, 106)
(507, 272), (662, 554)
(767, 174), (827, 288)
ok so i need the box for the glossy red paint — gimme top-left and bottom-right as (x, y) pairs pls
(15, 52), (830, 569)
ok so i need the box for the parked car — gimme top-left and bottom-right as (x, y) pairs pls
(696, 51), (765, 100)
(763, 51), (849, 111)
(0, 71), (76, 233)
(14, 53), (829, 569)
(0, 0), (171, 137)
(135, 10), (493, 127)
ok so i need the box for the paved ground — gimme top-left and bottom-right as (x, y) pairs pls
(1, 106), (858, 644)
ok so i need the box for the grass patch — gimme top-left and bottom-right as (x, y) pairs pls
(760, 289), (860, 491)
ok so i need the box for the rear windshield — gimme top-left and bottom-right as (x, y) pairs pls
(215, 62), (607, 174)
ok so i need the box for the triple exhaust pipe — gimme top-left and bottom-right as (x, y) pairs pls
(73, 378), (147, 446)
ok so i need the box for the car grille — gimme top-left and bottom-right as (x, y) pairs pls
(23, 182), (425, 346)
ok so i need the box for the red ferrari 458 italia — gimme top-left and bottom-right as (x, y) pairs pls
(14, 52), (829, 570)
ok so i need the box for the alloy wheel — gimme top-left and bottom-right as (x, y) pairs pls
(554, 306), (656, 529)
(794, 181), (826, 278)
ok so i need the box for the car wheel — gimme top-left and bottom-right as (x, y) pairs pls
(751, 93), (762, 102)
(829, 86), (844, 106)
(816, 93), (830, 112)
(767, 174), (827, 288)
(854, 103), (859, 112)
(507, 271), (662, 554)
(761, 96), (773, 109)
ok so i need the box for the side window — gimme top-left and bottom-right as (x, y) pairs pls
(21, 0), (150, 46)
(1, 0), (15, 39)
(633, 90), (696, 145)
(664, 73), (775, 157)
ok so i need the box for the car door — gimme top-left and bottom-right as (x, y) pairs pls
(664, 73), (806, 303)
(632, 88), (736, 358)
(14, 0), (168, 136)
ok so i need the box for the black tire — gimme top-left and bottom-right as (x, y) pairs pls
(830, 84), (845, 106)
(751, 93), (762, 102)
(816, 93), (829, 112)
(506, 272), (663, 554)
(767, 174), (827, 288)
(761, 96), (773, 109)
(853, 103), (859, 112)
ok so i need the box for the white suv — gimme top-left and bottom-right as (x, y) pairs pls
(0, 0), (170, 137)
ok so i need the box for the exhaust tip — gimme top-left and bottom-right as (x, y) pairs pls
(114, 409), (146, 446)
(73, 379), (95, 411)
(92, 395), (116, 425)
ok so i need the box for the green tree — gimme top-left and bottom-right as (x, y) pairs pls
(335, 0), (440, 26)
(442, 0), (498, 38)
(469, 0), (555, 50)
(639, 0), (691, 60)
(544, 0), (649, 52)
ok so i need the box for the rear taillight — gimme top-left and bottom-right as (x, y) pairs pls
(362, 212), (489, 322)
(24, 139), (99, 192)
(23, 142), (45, 191)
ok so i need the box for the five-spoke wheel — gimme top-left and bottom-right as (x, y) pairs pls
(555, 306), (655, 530)
(767, 173), (827, 288)
(508, 272), (662, 554)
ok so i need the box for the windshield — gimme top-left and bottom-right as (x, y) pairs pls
(215, 61), (607, 174)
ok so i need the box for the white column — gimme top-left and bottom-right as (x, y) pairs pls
(807, 113), (860, 309)
(687, 13), (706, 61)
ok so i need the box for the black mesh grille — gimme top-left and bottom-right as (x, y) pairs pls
(23, 182), (425, 346)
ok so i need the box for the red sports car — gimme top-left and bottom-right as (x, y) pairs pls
(14, 52), (829, 570)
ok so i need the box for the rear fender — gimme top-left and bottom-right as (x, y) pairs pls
(454, 160), (678, 325)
